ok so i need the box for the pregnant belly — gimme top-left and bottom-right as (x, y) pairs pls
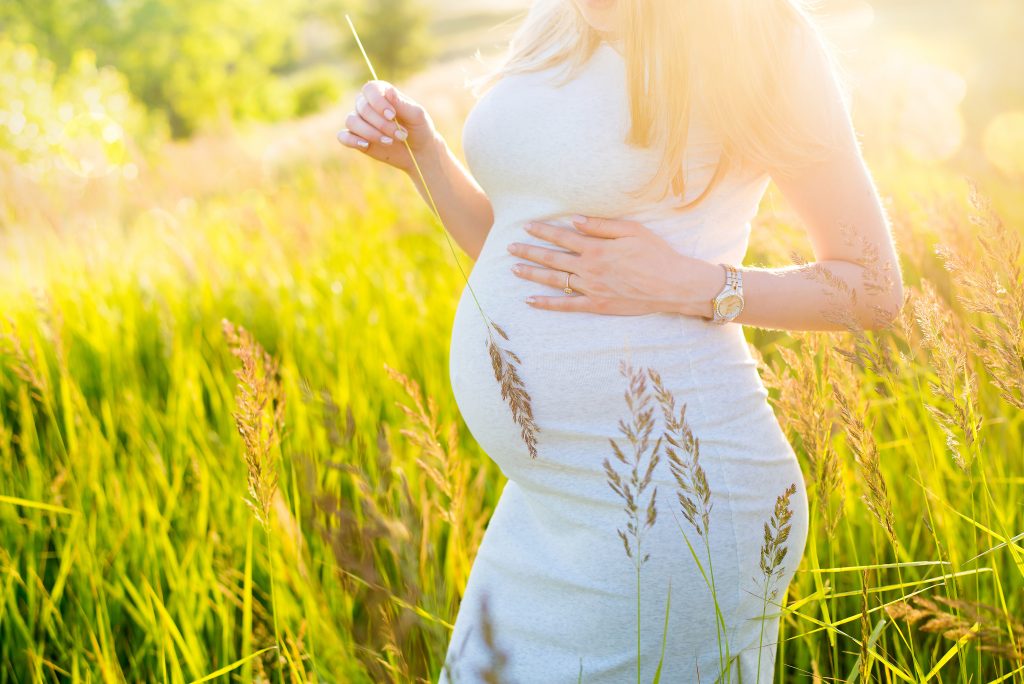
(448, 259), (790, 481)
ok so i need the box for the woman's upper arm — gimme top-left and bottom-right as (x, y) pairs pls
(767, 22), (904, 307)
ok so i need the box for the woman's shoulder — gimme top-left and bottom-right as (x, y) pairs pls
(780, 16), (853, 114)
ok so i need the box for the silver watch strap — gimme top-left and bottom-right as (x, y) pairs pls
(722, 263), (741, 291)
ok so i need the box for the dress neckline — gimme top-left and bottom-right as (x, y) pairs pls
(600, 40), (625, 59)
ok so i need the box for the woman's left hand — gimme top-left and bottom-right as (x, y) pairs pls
(506, 214), (716, 318)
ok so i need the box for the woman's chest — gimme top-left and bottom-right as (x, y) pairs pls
(461, 47), (724, 217)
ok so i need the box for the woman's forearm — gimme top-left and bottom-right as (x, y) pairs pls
(404, 133), (494, 261)
(668, 256), (904, 332)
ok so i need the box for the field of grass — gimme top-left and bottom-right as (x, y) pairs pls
(1, 13), (1023, 683)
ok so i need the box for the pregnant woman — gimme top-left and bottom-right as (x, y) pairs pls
(338, 0), (904, 681)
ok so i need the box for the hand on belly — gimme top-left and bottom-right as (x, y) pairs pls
(506, 213), (717, 320)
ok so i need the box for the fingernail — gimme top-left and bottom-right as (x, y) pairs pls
(384, 108), (396, 120)
(511, 265), (521, 275)
(380, 135), (393, 144)
(394, 128), (408, 141)
(506, 243), (518, 253)
(525, 296), (537, 304)
(572, 214), (587, 224)
(357, 139), (369, 148)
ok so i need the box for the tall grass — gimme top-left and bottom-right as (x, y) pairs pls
(0, 101), (1021, 682)
(602, 360), (663, 684)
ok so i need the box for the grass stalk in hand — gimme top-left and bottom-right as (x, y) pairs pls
(343, 14), (540, 459)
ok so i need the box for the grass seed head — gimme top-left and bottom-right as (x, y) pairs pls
(222, 318), (286, 530)
(485, 322), (540, 459)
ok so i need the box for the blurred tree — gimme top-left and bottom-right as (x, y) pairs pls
(0, 0), (438, 138)
(1, 0), (304, 138)
(114, 0), (303, 137)
(345, 0), (435, 85)
(0, 0), (117, 70)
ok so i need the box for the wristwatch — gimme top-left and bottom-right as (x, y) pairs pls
(710, 263), (744, 324)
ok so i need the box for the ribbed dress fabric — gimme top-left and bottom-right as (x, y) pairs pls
(440, 38), (811, 684)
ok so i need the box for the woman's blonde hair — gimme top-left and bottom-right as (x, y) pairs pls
(465, 0), (852, 212)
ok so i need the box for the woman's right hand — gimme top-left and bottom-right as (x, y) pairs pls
(336, 80), (440, 174)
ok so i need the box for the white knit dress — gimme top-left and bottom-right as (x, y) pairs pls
(441, 37), (812, 684)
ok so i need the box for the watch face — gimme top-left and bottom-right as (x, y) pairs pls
(718, 294), (743, 317)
